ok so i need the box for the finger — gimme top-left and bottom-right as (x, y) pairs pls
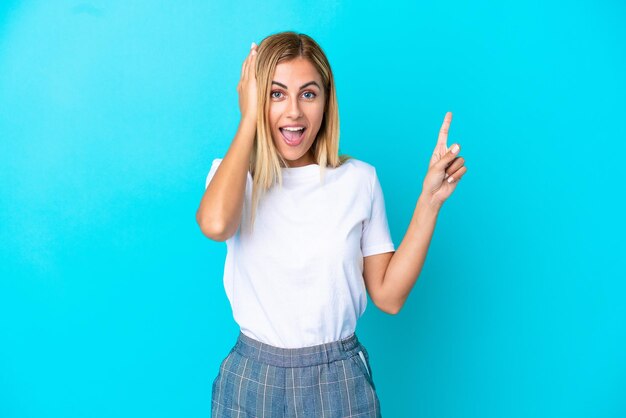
(242, 53), (250, 81)
(447, 166), (467, 184)
(241, 43), (255, 79)
(445, 156), (465, 177)
(437, 112), (452, 150)
(249, 50), (257, 79)
(436, 143), (460, 172)
(243, 43), (256, 80)
(245, 42), (257, 79)
(241, 53), (249, 80)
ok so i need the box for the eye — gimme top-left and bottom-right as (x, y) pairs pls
(270, 91), (283, 99)
(303, 91), (316, 99)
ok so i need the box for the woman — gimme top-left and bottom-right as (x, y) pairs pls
(197, 31), (467, 418)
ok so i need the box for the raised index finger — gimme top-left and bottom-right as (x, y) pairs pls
(437, 111), (453, 150)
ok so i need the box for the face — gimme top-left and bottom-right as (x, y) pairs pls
(268, 57), (325, 168)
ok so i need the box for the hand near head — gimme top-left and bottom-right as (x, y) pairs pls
(422, 112), (468, 206)
(237, 42), (259, 125)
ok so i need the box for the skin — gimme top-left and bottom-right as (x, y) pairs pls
(237, 44), (469, 315)
(268, 57), (325, 168)
(363, 112), (467, 314)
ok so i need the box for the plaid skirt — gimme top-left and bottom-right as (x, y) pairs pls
(211, 330), (382, 417)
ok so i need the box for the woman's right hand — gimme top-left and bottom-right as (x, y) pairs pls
(237, 42), (258, 125)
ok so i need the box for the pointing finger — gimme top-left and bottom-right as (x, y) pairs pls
(437, 112), (452, 150)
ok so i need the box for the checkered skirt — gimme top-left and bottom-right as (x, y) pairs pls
(211, 330), (381, 417)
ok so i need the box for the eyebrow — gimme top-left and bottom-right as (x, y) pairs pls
(271, 80), (321, 90)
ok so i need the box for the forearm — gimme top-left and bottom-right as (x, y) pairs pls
(382, 193), (442, 313)
(196, 117), (256, 240)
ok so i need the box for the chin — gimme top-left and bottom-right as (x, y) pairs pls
(276, 146), (312, 164)
(280, 151), (307, 161)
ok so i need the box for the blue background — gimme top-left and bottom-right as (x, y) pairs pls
(1, 1), (625, 417)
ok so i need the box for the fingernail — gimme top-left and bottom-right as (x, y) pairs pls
(250, 42), (255, 49)
(447, 176), (455, 183)
(451, 144), (459, 154)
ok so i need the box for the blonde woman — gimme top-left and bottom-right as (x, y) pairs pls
(197, 31), (466, 418)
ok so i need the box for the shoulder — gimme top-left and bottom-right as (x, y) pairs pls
(207, 157), (252, 183)
(206, 158), (224, 176)
(205, 158), (224, 188)
(339, 158), (379, 187)
(339, 157), (377, 176)
(206, 158), (223, 173)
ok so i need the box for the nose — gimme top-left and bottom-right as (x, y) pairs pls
(286, 95), (303, 119)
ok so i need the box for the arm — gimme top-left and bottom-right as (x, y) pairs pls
(364, 112), (467, 314)
(195, 118), (256, 241)
(196, 42), (259, 241)
(363, 195), (440, 315)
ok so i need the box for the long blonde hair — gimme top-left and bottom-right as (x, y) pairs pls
(247, 31), (351, 231)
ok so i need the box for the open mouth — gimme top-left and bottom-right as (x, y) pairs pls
(279, 127), (307, 146)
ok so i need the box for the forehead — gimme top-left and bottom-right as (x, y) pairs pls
(272, 57), (322, 87)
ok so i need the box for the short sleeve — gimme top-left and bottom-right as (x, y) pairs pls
(205, 158), (223, 189)
(360, 167), (395, 257)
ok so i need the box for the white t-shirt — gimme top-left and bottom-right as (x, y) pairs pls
(204, 157), (395, 348)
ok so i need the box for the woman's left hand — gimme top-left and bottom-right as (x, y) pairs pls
(422, 112), (467, 206)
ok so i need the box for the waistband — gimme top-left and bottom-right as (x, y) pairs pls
(233, 330), (364, 367)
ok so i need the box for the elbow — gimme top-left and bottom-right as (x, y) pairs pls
(196, 212), (229, 242)
(385, 304), (402, 315)
(377, 299), (402, 315)
(199, 222), (228, 242)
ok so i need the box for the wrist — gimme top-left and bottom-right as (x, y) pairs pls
(239, 115), (257, 132)
(241, 110), (257, 123)
(418, 193), (443, 213)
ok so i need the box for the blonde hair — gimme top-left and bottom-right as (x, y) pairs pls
(246, 31), (351, 231)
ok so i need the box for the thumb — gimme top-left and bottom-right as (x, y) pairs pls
(437, 143), (460, 171)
